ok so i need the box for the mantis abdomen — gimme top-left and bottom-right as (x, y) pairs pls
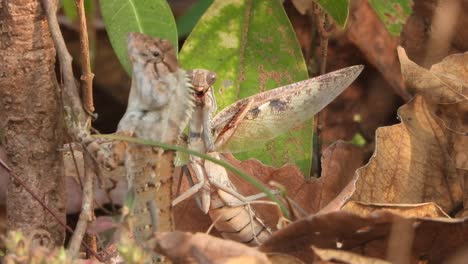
(208, 196), (272, 246)
(203, 154), (272, 246)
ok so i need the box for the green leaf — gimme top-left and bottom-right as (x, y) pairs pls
(62, 0), (94, 22)
(316, 0), (350, 27)
(99, 0), (178, 75)
(179, 0), (312, 176)
(369, 0), (412, 35)
(95, 134), (290, 218)
(176, 0), (213, 37)
(62, 0), (78, 21)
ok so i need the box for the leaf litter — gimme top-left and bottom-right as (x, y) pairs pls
(161, 47), (468, 264)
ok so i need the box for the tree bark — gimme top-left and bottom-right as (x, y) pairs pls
(0, 0), (65, 247)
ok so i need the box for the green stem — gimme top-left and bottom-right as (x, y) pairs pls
(95, 134), (290, 218)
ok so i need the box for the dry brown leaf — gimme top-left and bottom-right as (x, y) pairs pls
(350, 96), (464, 215)
(397, 46), (468, 103)
(343, 201), (450, 218)
(224, 256), (269, 264)
(152, 231), (270, 264)
(225, 141), (365, 225)
(385, 217), (414, 264)
(174, 141), (365, 237)
(267, 253), (305, 264)
(398, 47), (468, 216)
(400, 0), (468, 67)
(260, 210), (468, 263)
(444, 247), (468, 264)
(398, 47), (468, 172)
(312, 246), (391, 264)
(346, 0), (406, 98)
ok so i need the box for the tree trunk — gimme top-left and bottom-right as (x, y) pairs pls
(0, 0), (65, 247)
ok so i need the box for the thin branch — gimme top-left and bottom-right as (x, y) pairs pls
(75, 0), (95, 114)
(68, 153), (95, 257)
(41, 1), (102, 260)
(42, 0), (88, 139)
(85, 233), (99, 260)
(68, 143), (83, 187)
(313, 5), (332, 75)
(309, 3), (333, 178)
(0, 158), (103, 262)
(66, 1), (98, 251)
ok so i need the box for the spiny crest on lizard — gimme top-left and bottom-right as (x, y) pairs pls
(121, 32), (195, 141)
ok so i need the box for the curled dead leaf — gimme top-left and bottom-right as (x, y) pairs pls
(346, 0), (406, 98)
(312, 246), (391, 264)
(397, 46), (468, 103)
(174, 141), (365, 243)
(398, 47), (468, 172)
(397, 47), (468, 216)
(343, 201), (450, 218)
(223, 256), (270, 264)
(260, 210), (468, 263)
(267, 253), (305, 264)
(349, 96), (464, 215)
(223, 141), (365, 226)
(151, 231), (270, 264)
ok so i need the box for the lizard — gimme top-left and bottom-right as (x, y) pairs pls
(85, 32), (194, 250)
(120, 32), (195, 242)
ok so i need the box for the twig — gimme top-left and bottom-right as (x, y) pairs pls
(313, 7), (332, 75)
(309, 3), (333, 178)
(41, 1), (102, 260)
(85, 233), (99, 260)
(0, 158), (103, 262)
(75, 0), (95, 114)
(68, 143), (83, 187)
(66, 1), (98, 251)
(42, 0), (88, 138)
(68, 153), (95, 257)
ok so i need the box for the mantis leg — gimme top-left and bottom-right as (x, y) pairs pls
(181, 165), (202, 209)
(202, 107), (215, 152)
(209, 181), (280, 207)
(172, 161), (211, 213)
(172, 163), (205, 206)
(223, 191), (307, 218)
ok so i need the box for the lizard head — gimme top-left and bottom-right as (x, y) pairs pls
(187, 69), (216, 103)
(126, 32), (179, 77)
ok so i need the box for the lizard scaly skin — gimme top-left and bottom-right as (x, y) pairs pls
(118, 33), (194, 242)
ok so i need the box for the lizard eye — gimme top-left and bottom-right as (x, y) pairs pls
(151, 50), (161, 59)
(207, 72), (217, 85)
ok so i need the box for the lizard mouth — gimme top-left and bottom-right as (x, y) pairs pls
(194, 87), (206, 99)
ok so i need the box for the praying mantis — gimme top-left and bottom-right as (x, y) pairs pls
(173, 65), (364, 245)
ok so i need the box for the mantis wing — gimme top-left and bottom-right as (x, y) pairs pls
(212, 65), (364, 153)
